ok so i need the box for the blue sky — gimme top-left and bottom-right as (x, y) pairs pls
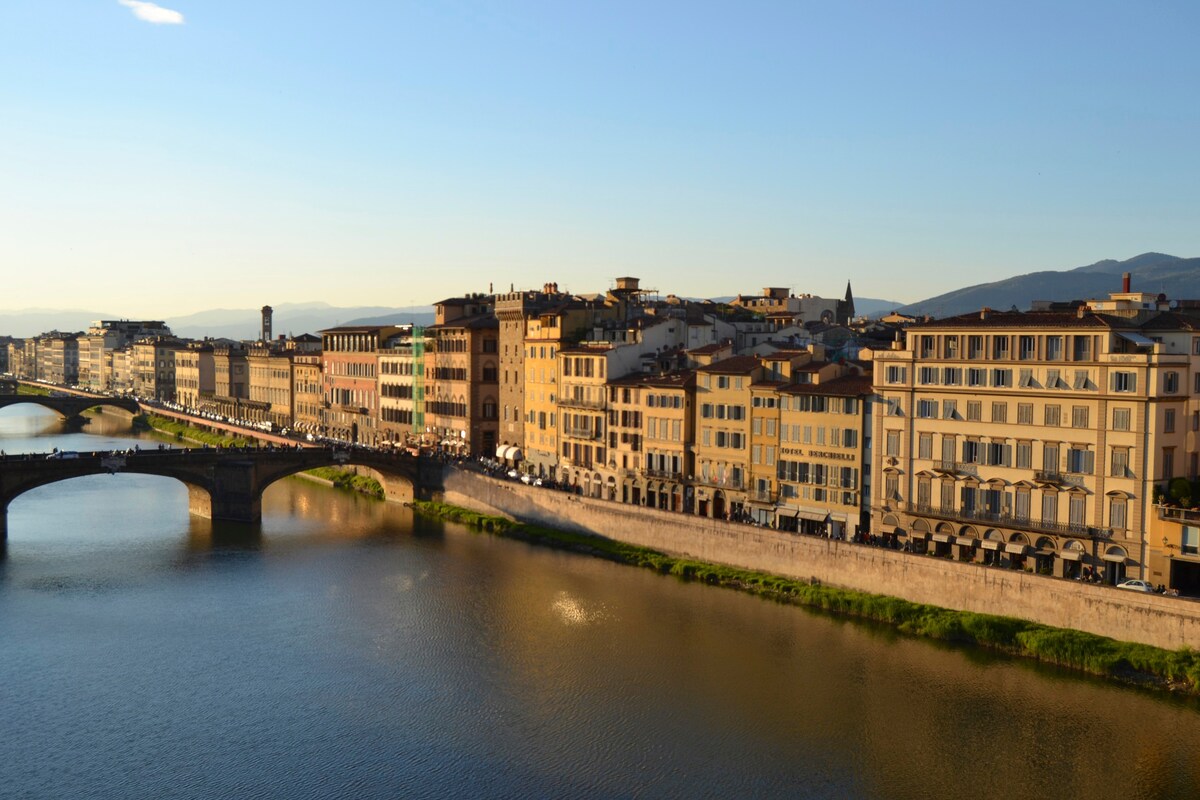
(2, 0), (1198, 317)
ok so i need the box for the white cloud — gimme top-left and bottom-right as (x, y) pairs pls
(117, 0), (185, 25)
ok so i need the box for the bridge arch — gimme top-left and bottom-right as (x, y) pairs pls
(0, 395), (141, 421)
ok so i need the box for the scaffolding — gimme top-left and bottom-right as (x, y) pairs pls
(412, 325), (425, 436)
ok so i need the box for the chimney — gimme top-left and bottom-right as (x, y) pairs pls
(980, 307), (990, 320)
(1122, 272), (1131, 293)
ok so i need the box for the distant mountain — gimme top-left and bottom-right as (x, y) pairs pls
(166, 303), (436, 340)
(899, 253), (1200, 318)
(0, 309), (117, 338)
(853, 296), (908, 318)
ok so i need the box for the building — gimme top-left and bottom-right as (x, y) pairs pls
(495, 284), (571, 455)
(130, 337), (183, 401)
(246, 345), (295, 430)
(175, 343), (215, 410)
(211, 344), (249, 419)
(871, 285), (1199, 584)
(292, 354), (323, 436)
(424, 297), (498, 455)
(378, 326), (422, 446)
(605, 370), (696, 511)
(320, 325), (402, 445)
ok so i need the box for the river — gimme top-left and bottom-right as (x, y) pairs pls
(1, 405), (1198, 799)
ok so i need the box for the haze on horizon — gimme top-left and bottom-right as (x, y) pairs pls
(2, 0), (1198, 319)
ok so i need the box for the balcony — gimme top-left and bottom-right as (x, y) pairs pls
(905, 503), (1112, 540)
(696, 475), (745, 491)
(1158, 504), (1200, 524)
(644, 468), (683, 481)
(558, 396), (606, 411)
(933, 460), (977, 475)
(563, 426), (601, 440)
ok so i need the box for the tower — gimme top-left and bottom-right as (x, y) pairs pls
(261, 306), (273, 343)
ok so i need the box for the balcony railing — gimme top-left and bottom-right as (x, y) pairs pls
(1158, 504), (1200, 524)
(644, 468), (683, 481)
(563, 426), (601, 440)
(558, 396), (606, 411)
(906, 503), (1112, 540)
(696, 475), (745, 491)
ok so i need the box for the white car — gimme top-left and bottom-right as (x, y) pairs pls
(1117, 579), (1156, 593)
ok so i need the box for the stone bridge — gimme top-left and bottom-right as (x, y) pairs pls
(0, 394), (142, 422)
(0, 446), (442, 544)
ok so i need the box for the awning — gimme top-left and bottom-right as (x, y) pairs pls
(1102, 551), (1129, 563)
(1060, 550), (1084, 562)
(1117, 331), (1156, 348)
(827, 513), (848, 523)
(1005, 543), (1030, 555)
(508, 447), (523, 462)
(955, 537), (979, 548)
(908, 530), (929, 540)
(495, 445), (507, 459)
(796, 510), (828, 522)
(931, 533), (952, 543)
(981, 540), (1002, 551)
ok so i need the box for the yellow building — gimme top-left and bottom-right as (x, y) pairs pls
(693, 355), (760, 519)
(776, 375), (873, 538)
(871, 296), (1197, 584)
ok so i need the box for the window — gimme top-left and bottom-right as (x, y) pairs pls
(1069, 494), (1086, 527)
(962, 439), (981, 464)
(1041, 492), (1058, 526)
(1071, 406), (1089, 428)
(1015, 490), (1031, 520)
(917, 399), (938, 419)
(1046, 336), (1063, 361)
(968, 336), (983, 359)
(1183, 526), (1199, 556)
(1072, 336), (1091, 361)
(1111, 447), (1129, 478)
(1016, 441), (1032, 469)
(1017, 403), (1033, 425)
(967, 368), (986, 387)
(991, 402), (1007, 423)
(1066, 447), (1094, 474)
(885, 474), (900, 501)
(1112, 372), (1137, 392)
(917, 478), (931, 507)
(945, 337), (959, 359)
(885, 430), (900, 457)
(886, 366), (907, 384)
(1165, 372), (1179, 393)
(1043, 443), (1059, 472)
(993, 337), (1010, 359)
(919, 367), (939, 385)
(967, 401), (982, 422)
(942, 367), (962, 386)
(1165, 409), (1176, 433)
(1044, 405), (1061, 426)
(1046, 369), (1064, 389)
(1113, 408), (1130, 431)
(1073, 370), (1091, 390)
(986, 442), (1010, 467)
(1018, 369), (1036, 388)
(992, 369), (1012, 388)
(1163, 447), (1175, 480)
(918, 433), (933, 460)
(942, 399), (958, 419)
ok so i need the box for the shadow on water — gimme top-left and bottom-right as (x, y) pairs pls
(185, 518), (264, 554)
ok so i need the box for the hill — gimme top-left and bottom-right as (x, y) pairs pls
(899, 253), (1200, 318)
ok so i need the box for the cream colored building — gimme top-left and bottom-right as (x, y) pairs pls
(871, 293), (1198, 584)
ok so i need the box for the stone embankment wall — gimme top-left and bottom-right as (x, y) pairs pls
(442, 469), (1200, 651)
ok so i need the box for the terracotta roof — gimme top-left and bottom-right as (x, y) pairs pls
(687, 342), (727, 354)
(780, 375), (874, 397)
(911, 310), (1126, 330)
(697, 355), (760, 374)
(607, 370), (696, 389)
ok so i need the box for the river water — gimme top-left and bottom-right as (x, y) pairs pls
(1, 406), (1198, 799)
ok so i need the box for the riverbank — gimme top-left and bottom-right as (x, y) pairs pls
(412, 498), (1200, 694)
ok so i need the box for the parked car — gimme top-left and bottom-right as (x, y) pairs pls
(1117, 579), (1156, 593)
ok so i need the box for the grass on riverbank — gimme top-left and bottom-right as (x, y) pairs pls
(143, 413), (256, 447)
(305, 467), (385, 499)
(412, 499), (1200, 693)
(16, 383), (50, 396)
